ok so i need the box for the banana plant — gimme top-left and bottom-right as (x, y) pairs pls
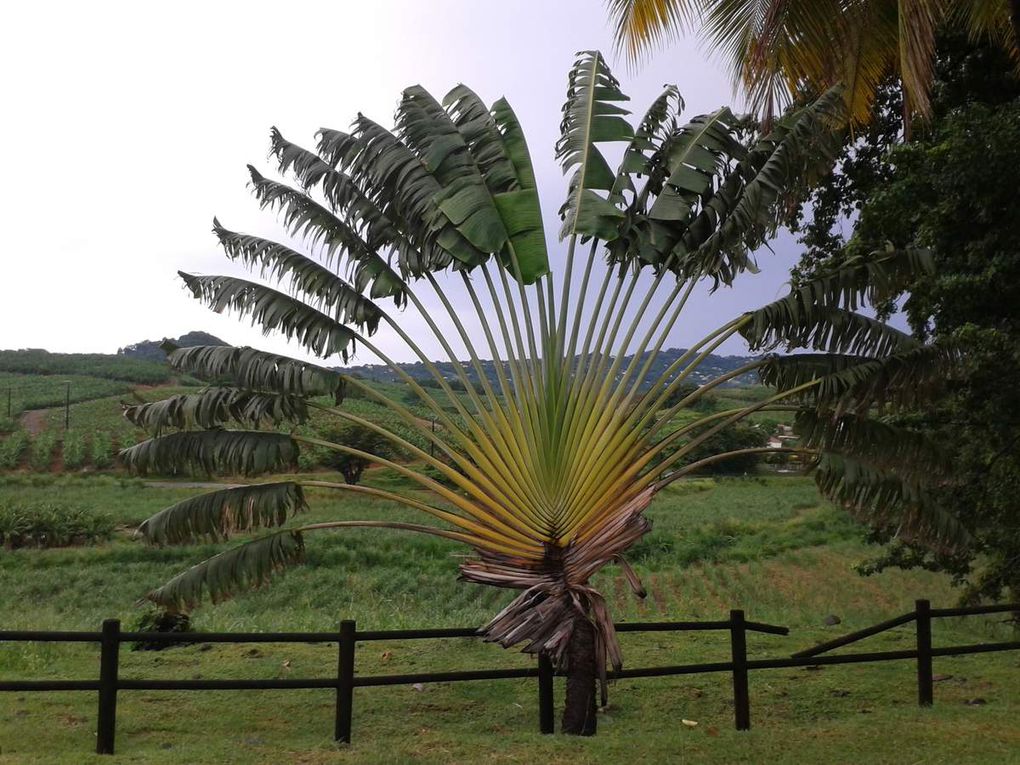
(123, 51), (960, 735)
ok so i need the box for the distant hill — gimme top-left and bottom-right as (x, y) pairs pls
(341, 347), (760, 388)
(117, 331), (228, 362)
(2, 337), (761, 391)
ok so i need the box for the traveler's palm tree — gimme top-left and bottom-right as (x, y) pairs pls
(124, 52), (960, 733)
(608, 0), (1020, 125)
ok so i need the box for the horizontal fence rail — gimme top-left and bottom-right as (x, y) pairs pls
(1, 599), (1017, 755)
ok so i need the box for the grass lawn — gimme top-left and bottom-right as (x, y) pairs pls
(1, 475), (1018, 763)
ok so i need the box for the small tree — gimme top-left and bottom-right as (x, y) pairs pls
(679, 424), (768, 475)
(322, 424), (390, 485)
(123, 52), (952, 735)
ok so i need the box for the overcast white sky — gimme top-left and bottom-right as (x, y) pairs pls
(0, 0), (813, 362)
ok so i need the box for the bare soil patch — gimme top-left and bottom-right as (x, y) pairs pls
(19, 408), (48, 435)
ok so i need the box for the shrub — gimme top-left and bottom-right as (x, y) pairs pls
(29, 432), (58, 471)
(0, 431), (29, 470)
(666, 424), (769, 475)
(129, 610), (195, 651)
(0, 500), (114, 548)
(62, 431), (88, 470)
(91, 432), (114, 469)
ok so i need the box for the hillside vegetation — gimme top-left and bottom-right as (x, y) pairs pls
(0, 345), (781, 476)
(0, 350), (171, 385)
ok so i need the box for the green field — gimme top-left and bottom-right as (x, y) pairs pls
(0, 373), (786, 476)
(0, 374), (133, 423)
(1, 475), (1017, 764)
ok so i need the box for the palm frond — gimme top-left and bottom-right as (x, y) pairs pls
(672, 88), (845, 283)
(271, 128), (417, 265)
(138, 482), (308, 545)
(397, 84), (549, 282)
(758, 343), (958, 413)
(179, 272), (360, 361)
(608, 0), (698, 65)
(645, 107), (742, 222)
(556, 50), (634, 241)
(247, 166), (407, 302)
(327, 115), (477, 274)
(491, 97), (545, 212)
(814, 452), (971, 552)
(744, 304), (916, 356)
(609, 84), (683, 205)
(212, 220), (385, 332)
(741, 244), (933, 353)
(120, 431), (299, 476)
(123, 387), (309, 433)
(897, 0), (940, 119)
(164, 344), (345, 402)
(795, 409), (949, 475)
(145, 530), (305, 612)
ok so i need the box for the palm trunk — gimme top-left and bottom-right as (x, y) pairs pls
(561, 616), (598, 736)
(1011, 0), (1020, 53)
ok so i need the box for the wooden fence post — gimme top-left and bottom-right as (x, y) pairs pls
(96, 618), (120, 755)
(915, 599), (933, 707)
(335, 619), (356, 743)
(729, 609), (751, 731)
(538, 654), (554, 734)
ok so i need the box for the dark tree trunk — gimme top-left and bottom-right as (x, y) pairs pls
(1011, 0), (1020, 54)
(561, 616), (598, 736)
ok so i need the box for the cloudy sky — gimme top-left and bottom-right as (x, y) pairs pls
(0, 0), (816, 362)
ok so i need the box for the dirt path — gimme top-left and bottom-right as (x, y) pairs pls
(19, 409), (48, 435)
(142, 481), (240, 490)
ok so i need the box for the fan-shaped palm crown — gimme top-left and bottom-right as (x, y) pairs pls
(124, 52), (959, 686)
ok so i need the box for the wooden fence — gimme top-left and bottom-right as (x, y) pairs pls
(1, 599), (1017, 755)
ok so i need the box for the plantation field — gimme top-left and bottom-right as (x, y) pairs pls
(0, 376), (784, 477)
(0, 374), (134, 425)
(0, 351), (171, 386)
(1, 475), (1017, 764)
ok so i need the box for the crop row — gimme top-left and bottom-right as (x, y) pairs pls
(0, 373), (134, 419)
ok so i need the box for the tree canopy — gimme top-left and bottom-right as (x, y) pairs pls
(789, 36), (1020, 605)
(608, 0), (1020, 127)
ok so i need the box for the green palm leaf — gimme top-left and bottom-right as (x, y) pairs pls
(213, 221), (383, 328)
(123, 387), (309, 433)
(556, 50), (634, 241)
(758, 344), (958, 413)
(164, 344), (346, 402)
(146, 530), (305, 611)
(743, 304), (918, 357)
(814, 452), (971, 551)
(180, 273), (360, 361)
(247, 166), (407, 301)
(121, 431), (300, 476)
(138, 482), (308, 545)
